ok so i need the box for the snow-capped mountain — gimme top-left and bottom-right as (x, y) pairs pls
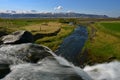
(0, 10), (109, 18)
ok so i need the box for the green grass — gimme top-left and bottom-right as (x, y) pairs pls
(84, 21), (120, 64)
(24, 22), (61, 35)
(0, 18), (58, 33)
(100, 22), (120, 33)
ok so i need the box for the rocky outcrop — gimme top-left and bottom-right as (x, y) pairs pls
(0, 43), (52, 64)
(0, 64), (10, 79)
(0, 30), (52, 79)
(1, 31), (34, 44)
(0, 43), (52, 79)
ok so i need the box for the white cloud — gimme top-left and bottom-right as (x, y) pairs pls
(54, 6), (63, 10)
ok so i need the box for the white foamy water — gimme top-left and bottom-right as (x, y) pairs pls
(84, 61), (120, 80)
(47, 50), (93, 80)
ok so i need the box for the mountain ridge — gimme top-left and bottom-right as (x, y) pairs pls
(0, 12), (109, 18)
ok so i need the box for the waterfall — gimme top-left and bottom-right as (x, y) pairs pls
(47, 49), (93, 80)
(84, 61), (120, 80)
(2, 46), (120, 80)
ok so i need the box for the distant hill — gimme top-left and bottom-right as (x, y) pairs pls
(0, 12), (109, 18)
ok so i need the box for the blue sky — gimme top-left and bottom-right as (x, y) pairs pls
(0, 0), (120, 17)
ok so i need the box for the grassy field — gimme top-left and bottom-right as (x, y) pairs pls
(0, 18), (75, 51)
(24, 22), (61, 35)
(85, 21), (120, 64)
(101, 22), (120, 32)
(0, 18), (57, 33)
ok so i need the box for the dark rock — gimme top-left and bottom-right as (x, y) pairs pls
(0, 64), (10, 79)
(0, 31), (7, 38)
(0, 43), (52, 64)
(1, 31), (34, 44)
(2, 57), (84, 80)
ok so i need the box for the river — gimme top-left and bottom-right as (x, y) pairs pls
(56, 26), (88, 65)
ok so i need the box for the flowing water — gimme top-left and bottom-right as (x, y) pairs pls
(56, 26), (88, 64)
(2, 46), (120, 80)
(1, 45), (92, 80)
(48, 50), (93, 80)
(84, 61), (120, 80)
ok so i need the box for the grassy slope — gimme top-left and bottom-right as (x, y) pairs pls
(85, 21), (120, 64)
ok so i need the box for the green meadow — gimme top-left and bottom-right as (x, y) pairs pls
(101, 22), (120, 32)
(85, 21), (120, 64)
